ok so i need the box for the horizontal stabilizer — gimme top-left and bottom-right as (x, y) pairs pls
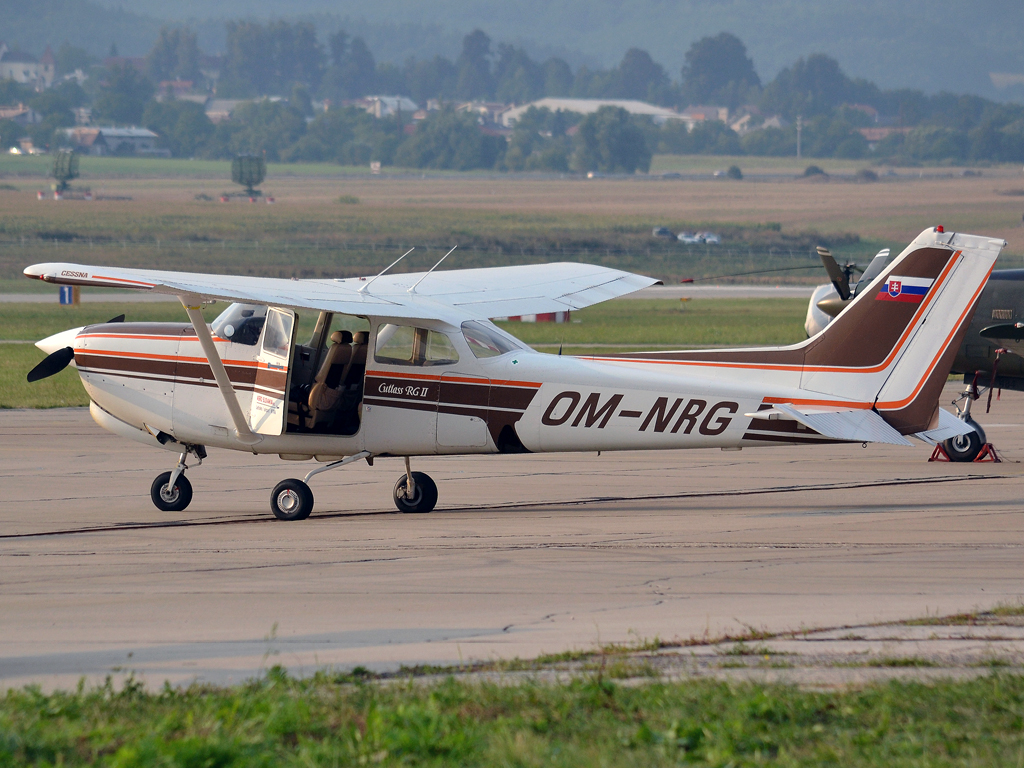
(912, 408), (977, 445)
(753, 403), (914, 446)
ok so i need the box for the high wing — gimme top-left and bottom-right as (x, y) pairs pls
(24, 261), (658, 321)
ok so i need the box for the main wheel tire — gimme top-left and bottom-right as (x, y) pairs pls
(943, 419), (986, 462)
(271, 479), (314, 521)
(151, 471), (193, 512)
(393, 472), (438, 514)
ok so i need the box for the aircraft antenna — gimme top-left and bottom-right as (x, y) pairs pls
(408, 246), (457, 294)
(358, 247), (415, 293)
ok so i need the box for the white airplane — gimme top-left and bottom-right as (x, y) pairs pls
(24, 227), (1004, 521)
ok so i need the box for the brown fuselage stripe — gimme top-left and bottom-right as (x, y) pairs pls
(78, 366), (262, 394)
(75, 353), (285, 390)
(600, 246), (957, 371)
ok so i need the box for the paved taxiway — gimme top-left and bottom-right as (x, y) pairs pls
(2, 384), (1023, 689)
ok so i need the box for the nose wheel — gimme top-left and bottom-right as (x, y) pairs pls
(150, 447), (202, 512)
(151, 470), (193, 512)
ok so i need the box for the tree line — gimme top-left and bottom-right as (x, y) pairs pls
(1, 25), (1023, 171)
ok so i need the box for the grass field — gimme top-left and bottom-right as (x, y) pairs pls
(0, 299), (808, 409)
(4, 158), (1023, 293)
(2, 153), (1016, 179)
(2, 668), (1023, 766)
(0, 155), (374, 180)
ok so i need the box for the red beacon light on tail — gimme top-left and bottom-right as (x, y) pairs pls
(935, 225), (945, 233)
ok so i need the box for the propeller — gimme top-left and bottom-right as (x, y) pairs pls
(816, 247), (863, 301)
(25, 315), (124, 383)
(27, 346), (74, 382)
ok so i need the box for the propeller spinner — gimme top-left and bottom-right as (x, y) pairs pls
(26, 314), (125, 383)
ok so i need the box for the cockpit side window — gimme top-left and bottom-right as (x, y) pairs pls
(261, 309), (294, 360)
(212, 303), (268, 346)
(374, 324), (459, 366)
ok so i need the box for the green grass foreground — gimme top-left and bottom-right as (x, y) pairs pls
(0, 299), (807, 408)
(2, 669), (1024, 766)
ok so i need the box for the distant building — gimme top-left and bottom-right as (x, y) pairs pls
(65, 127), (170, 157)
(729, 113), (755, 135)
(729, 111), (787, 135)
(0, 44), (55, 89)
(678, 105), (729, 126)
(205, 99), (244, 124)
(345, 96), (419, 118)
(457, 101), (513, 125)
(0, 104), (43, 125)
(857, 126), (912, 142)
(502, 98), (686, 127)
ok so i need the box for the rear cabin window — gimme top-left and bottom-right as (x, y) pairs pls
(374, 324), (459, 366)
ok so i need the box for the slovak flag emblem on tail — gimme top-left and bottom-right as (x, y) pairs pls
(876, 275), (934, 303)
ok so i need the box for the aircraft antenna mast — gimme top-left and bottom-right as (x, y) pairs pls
(408, 246), (457, 294)
(359, 247), (415, 293)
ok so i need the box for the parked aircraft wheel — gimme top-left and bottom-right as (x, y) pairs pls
(151, 471), (193, 512)
(271, 478), (314, 521)
(393, 472), (437, 514)
(943, 419), (986, 462)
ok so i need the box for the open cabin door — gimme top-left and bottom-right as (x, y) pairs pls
(249, 307), (295, 435)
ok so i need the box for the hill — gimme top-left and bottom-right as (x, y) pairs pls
(97, 0), (1024, 99)
(4, 0), (1023, 101)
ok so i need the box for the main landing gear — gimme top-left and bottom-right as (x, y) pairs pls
(150, 448), (439, 519)
(150, 445), (205, 512)
(267, 454), (438, 520)
(270, 478), (314, 521)
(393, 457), (438, 514)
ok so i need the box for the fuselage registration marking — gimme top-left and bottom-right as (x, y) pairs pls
(541, 391), (738, 435)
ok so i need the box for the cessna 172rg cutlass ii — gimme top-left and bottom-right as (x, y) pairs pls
(24, 227), (1004, 520)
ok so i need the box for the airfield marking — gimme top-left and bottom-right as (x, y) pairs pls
(0, 473), (1001, 541)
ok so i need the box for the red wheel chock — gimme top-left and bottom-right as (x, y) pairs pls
(928, 443), (1001, 462)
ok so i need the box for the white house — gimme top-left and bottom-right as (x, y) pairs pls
(0, 44), (55, 89)
(501, 98), (686, 127)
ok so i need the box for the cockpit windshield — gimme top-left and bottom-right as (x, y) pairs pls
(461, 320), (523, 358)
(212, 303), (268, 346)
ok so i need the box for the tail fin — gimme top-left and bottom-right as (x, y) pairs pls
(800, 228), (1003, 432)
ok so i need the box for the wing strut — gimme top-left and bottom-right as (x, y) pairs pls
(181, 300), (261, 446)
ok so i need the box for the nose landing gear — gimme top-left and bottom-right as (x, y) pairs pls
(150, 445), (205, 512)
